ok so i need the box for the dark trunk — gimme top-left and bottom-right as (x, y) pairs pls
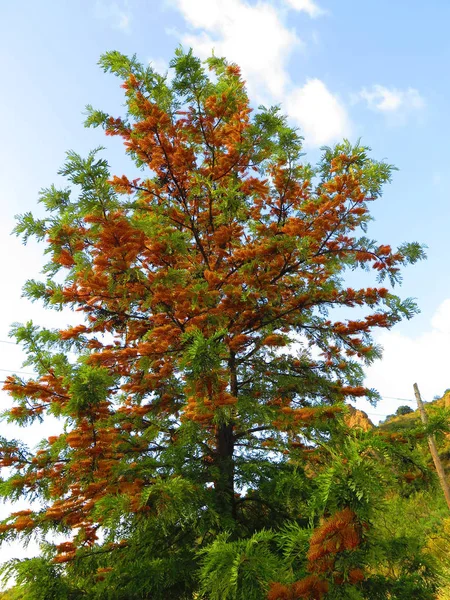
(215, 422), (236, 520)
(213, 352), (238, 522)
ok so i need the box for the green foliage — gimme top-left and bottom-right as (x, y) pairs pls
(67, 364), (116, 413)
(1, 555), (82, 600)
(198, 531), (283, 600)
(0, 46), (437, 600)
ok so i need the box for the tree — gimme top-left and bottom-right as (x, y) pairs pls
(396, 406), (414, 416)
(0, 49), (427, 598)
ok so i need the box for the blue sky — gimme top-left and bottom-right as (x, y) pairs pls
(1, 0), (450, 428)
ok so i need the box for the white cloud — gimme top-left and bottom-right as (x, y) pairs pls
(94, 1), (131, 32)
(355, 299), (450, 423)
(170, 0), (351, 146)
(148, 58), (170, 75)
(149, 57), (170, 74)
(431, 299), (450, 335)
(173, 0), (300, 99)
(358, 84), (425, 114)
(117, 11), (131, 31)
(148, 57), (176, 83)
(286, 78), (351, 146)
(284, 0), (325, 18)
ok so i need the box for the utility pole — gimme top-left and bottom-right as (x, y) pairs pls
(414, 383), (450, 511)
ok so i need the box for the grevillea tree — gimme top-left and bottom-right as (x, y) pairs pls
(0, 50), (432, 599)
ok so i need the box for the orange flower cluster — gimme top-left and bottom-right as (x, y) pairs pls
(12, 514), (34, 531)
(267, 575), (329, 600)
(183, 392), (238, 423)
(268, 509), (365, 599)
(307, 508), (361, 567)
(273, 405), (344, 431)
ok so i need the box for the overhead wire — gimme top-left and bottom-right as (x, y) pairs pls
(0, 368), (34, 375)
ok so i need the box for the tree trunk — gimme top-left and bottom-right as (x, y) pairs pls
(215, 422), (236, 521)
(213, 352), (238, 522)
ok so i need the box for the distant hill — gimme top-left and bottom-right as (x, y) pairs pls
(345, 405), (374, 431)
(376, 391), (450, 472)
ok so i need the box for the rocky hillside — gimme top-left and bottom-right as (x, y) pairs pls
(345, 405), (374, 431)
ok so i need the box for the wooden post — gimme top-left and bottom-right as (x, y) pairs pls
(414, 383), (450, 511)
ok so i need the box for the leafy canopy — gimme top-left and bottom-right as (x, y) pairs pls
(0, 48), (430, 599)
